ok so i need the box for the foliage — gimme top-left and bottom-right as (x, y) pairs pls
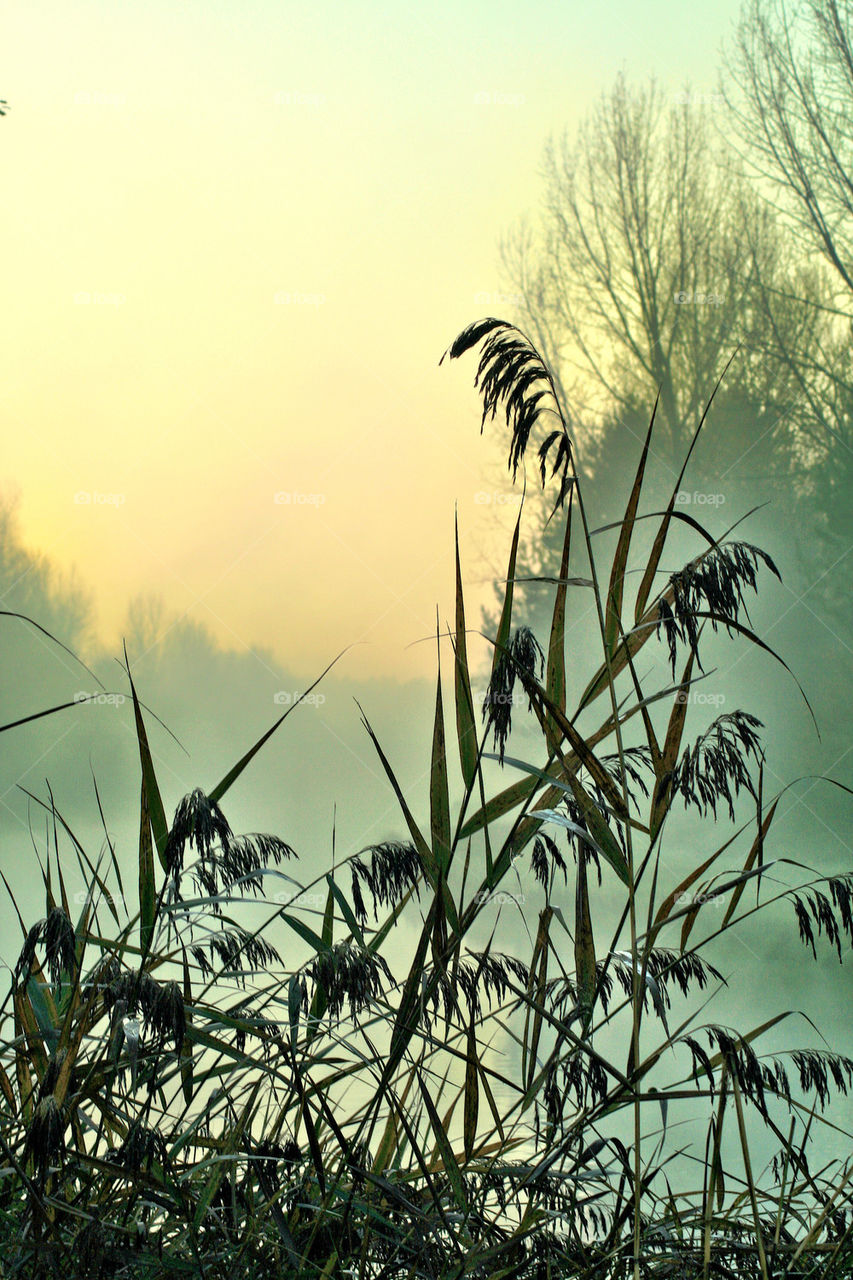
(0, 321), (851, 1279)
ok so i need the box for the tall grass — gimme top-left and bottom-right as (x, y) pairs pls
(1, 319), (852, 1278)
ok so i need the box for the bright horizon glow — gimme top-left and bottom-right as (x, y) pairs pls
(0, 0), (742, 681)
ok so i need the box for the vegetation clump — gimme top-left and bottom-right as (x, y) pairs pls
(0, 320), (851, 1279)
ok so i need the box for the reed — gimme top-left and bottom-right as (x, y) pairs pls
(0, 319), (851, 1278)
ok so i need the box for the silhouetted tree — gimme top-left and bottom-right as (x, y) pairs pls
(724, 0), (853, 628)
(726, 0), (853, 298)
(487, 71), (851, 640)
(0, 490), (93, 655)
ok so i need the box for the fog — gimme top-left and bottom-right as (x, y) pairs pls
(2, 438), (850, 1140)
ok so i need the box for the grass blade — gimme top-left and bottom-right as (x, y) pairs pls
(545, 487), (574, 753)
(575, 848), (596, 1023)
(463, 1008), (479, 1163)
(124, 647), (169, 871)
(634, 355), (735, 623)
(356, 700), (437, 887)
(138, 774), (156, 954)
(430, 626), (452, 876)
(491, 494), (524, 692)
(604, 396), (657, 657)
(416, 1067), (467, 1212)
(209, 646), (351, 804)
(453, 513), (479, 792)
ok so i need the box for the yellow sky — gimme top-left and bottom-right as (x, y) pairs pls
(1, 0), (742, 681)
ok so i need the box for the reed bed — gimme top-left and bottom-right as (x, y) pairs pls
(0, 319), (851, 1278)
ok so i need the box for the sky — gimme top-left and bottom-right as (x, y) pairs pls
(1, 0), (852, 1193)
(0, 0), (743, 683)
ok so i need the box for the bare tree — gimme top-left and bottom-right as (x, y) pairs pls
(488, 71), (852, 641)
(726, 0), (853, 298)
(501, 74), (831, 479)
(723, 1), (853, 625)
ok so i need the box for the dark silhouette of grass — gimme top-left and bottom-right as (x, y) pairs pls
(0, 320), (851, 1278)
